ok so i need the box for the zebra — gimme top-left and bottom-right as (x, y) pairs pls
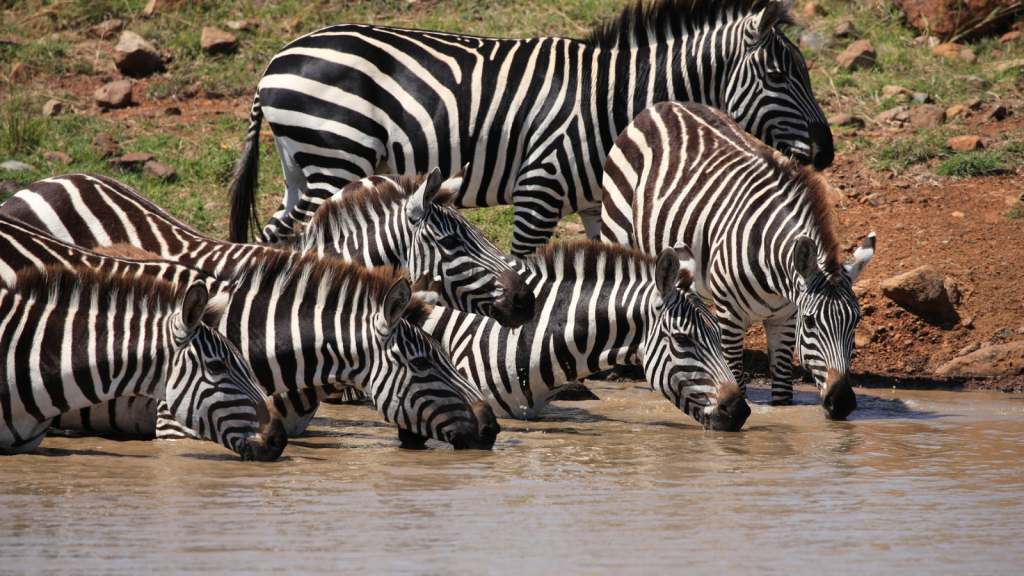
(421, 240), (750, 431)
(599, 101), (875, 419)
(229, 0), (832, 256)
(1, 172), (534, 328)
(0, 264), (287, 461)
(0, 214), (499, 448)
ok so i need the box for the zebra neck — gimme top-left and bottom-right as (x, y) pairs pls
(302, 202), (411, 270)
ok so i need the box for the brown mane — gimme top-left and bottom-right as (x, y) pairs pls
(12, 264), (186, 315)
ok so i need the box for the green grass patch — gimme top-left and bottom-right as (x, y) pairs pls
(935, 150), (1006, 178)
(870, 130), (952, 171)
(0, 96), (45, 157)
(1005, 202), (1024, 221)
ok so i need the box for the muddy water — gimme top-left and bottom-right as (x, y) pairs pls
(2, 384), (1022, 575)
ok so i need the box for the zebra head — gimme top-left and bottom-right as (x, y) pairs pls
(167, 282), (287, 461)
(724, 0), (833, 170)
(792, 233), (876, 420)
(406, 166), (536, 328)
(369, 278), (500, 450)
(644, 245), (750, 431)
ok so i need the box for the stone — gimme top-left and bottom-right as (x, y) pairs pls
(981, 104), (1008, 122)
(951, 211), (965, 218)
(855, 323), (878, 347)
(935, 341), (1024, 378)
(896, 0), (1018, 41)
(947, 135), (984, 151)
(911, 92), (933, 104)
(866, 193), (887, 207)
(828, 113), (864, 128)
(94, 79), (133, 108)
(834, 21), (859, 38)
(0, 179), (21, 194)
(946, 104), (969, 119)
(1001, 31), (1023, 43)
(960, 48), (977, 63)
(43, 151), (73, 164)
(553, 381), (600, 401)
(200, 27), (238, 54)
(1, 161), (35, 172)
(965, 98), (984, 110)
(801, 2), (826, 18)
(961, 75), (990, 89)
(992, 58), (1024, 72)
(110, 152), (155, 171)
(164, 106), (182, 116)
(800, 32), (827, 51)
(943, 277), (962, 306)
(9, 62), (28, 84)
(1018, 326), (1024, 335)
(88, 18), (124, 39)
(852, 285), (868, 299)
(993, 327), (1016, 339)
(883, 85), (912, 101)
(225, 19), (258, 31)
(958, 342), (981, 356)
(880, 265), (953, 316)
(143, 0), (186, 16)
(835, 40), (875, 70)
(874, 106), (909, 125)
(142, 160), (177, 181)
(961, 317), (974, 329)
(933, 43), (966, 59)
(904, 105), (946, 128)
(113, 31), (163, 77)
(42, 99), (62, 117)
(92, 132), (123, 158)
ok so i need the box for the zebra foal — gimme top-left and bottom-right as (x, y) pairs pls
(0, 265), (286, 460)
(600, 102), (874, 419)
(229, 0), (832, 255)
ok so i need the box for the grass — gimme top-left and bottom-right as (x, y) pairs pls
(935, 150), (1007, 177)
(0, 96), (45, 157)
(870, 129), (954, 171)
(1006, 202), (1024, 221)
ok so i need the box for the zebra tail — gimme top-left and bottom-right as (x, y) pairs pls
(228, 94), (263, 243)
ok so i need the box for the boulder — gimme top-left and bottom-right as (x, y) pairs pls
(42, 99), (62, 117)
(828, 113), (864, 128)
(110, 152), (154, 171)
(943, 277), (962, 306)
(904, 105), (946, 128)
(854, 323), (878, 347)
(866, 193), (887, 207)
(88, 18), (124, 39)
(980, 104), (1008, 122)
(200, 27), (238, 54)
(0, 161), (35, 172)
(94, 79), (133, 108)
(92, 132), (123, 158)
(874, 106), (909, 125)
(932, 43), (967, 59)
(113, 31), (163, 76)
(835, 40), (875, 70)
(142, 160), (177, 181)
(946, 104), (969, 119)
(800, 32), (828, 50)
(947, 135), (984, 151)
(43, 151), (73, 164)
(881, 265), (953, 315)
(935, 341), (1024, 377)
(896, 0), (1019, 41)
(834, 21), (859, 38)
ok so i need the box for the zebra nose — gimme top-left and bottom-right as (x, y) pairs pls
(707, 382), (750, 432)
(469, 399), (500, 450)
(822, 373), (857, 420)
(809, 122), (834, 170)
(241, 417), (288, 462)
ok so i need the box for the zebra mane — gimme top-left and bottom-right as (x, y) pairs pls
(401, 296), (433, 327)
(526, 239), (694, 288)
(585, 0), (796, 49)
(11, 264), (185, 316)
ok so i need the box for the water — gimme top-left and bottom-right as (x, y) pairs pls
(2, 383), (1022, 575)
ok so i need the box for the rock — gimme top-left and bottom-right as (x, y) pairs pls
(110, 152), (155, 171)
(42, 99), (62, 117)
(225, 19), (258, 31)
(113, 31), (163, 77)
(994, 327), (1016, 339)
(834, 21), (859, 38)
(200, 27), (238, 54)
(992, 58), (1024, 72)
(911, 92), (933, 104)
(947, 135), (984, 151)
(142, 160), (177, 181)
(852, 285), (868, 299)
(164, 106), (182, 116)
(855, 323), (878, 347)
(980, 104), (1007, 122)
(883, 85), (912, 101)
(92, 132), (123, 158)
(1018, 326), (1024, 335)
(553, 381), (600, 401)
(94, 80), (133, 108)
(9, 62), (28, 84)
(874, 106), (908, 125)
(800, 32), (827, 51)
(933, 43), (966, 59)
(959, 342), (981, 356)
(904, 105), (946, 128)
(943, 277), (962, 306)
(961, 317), (975, 328)
(143, 0), (186, 16)
(828, 113), (864, 128)
(88, 18), (124, 39)
(965, 98), (984, 110)
(43, 151), (73, 164)
(935, 341), (1024, 378)
(801, 2), (826, 18)
(1001, 31), (1023, 43)
(960, 48), (977, 63)
(0, 179), (21, 194)
(951, 211), (965, 218)
(866, 193), (887, 207)
(1, 161), (35, 172)
(960, 75), (990, 90)
(880, 265), (953, 316)
(896, 0), (1018, 41)
(835, 40), (875, 70)
(946, 104), (969, 119)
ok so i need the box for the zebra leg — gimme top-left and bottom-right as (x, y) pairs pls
(577, 205), (604, 241)
(763, 312), (798, 406)
(509, 201), (565, 258)
(715, 305), (749, 396)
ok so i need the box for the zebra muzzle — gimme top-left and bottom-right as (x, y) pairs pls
(706, 381), (750, 432)
(239, 399), (288, 462)
(821, 369), (857, 421)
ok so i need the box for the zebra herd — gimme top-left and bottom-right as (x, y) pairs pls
(0, 0), (876, 460)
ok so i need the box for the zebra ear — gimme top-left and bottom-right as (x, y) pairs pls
(673, 243), (696, 289)
(752, 0), (791, 40)
(793, 236), (820, 280)
(181, 282), (209, 332)
(654, 248), (681, 297)
(382, 277), (412, 330)
(408, 167), (444, 222)
(844, 232), (876, 283)
(437, 163), (469, 203)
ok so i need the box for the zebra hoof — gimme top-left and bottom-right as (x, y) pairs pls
(397, 427), (429, 449)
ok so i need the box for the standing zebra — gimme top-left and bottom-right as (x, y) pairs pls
(0, 215), (499, 448)
(2, 172), (534, 328)
(599, 102), (874, 419)
(0, 265), (286, 461)
(229, 0), (832, 255)
(422, 240), (750, 431)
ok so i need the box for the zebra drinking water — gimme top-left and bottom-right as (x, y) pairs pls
(0, 265), (286, 461)
(228, 0), (832, 255)
(599, 102), (875, 419)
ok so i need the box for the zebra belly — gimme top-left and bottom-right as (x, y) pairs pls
(51, 398), (158, 437)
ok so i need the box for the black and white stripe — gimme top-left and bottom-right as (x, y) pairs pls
(230, 0), (832, 256)
(421, 241), (749, 431)
(0, 265), (286, 460)
(599, 101), (875, 419)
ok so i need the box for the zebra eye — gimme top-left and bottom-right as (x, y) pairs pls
(409, 356), (432, 371)
(767, 71), (787, 84)
(672, 333), (692, 347)
(438, 235), (462, 250)
(803, 316), (816, 329)
(205, 360), (228, 376)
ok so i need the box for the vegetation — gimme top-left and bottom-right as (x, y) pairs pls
(936, 150), (1007, 177)
(1006, 202), (1024, 221)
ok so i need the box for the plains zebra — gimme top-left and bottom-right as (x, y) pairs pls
(0, 265), (286, 460)
(0, 215), (499, 448)
(599, 102), (874, 419)
(228, 0), (832, 255)
(421, 241), (749, 430)
(2, 172), (533, 328)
